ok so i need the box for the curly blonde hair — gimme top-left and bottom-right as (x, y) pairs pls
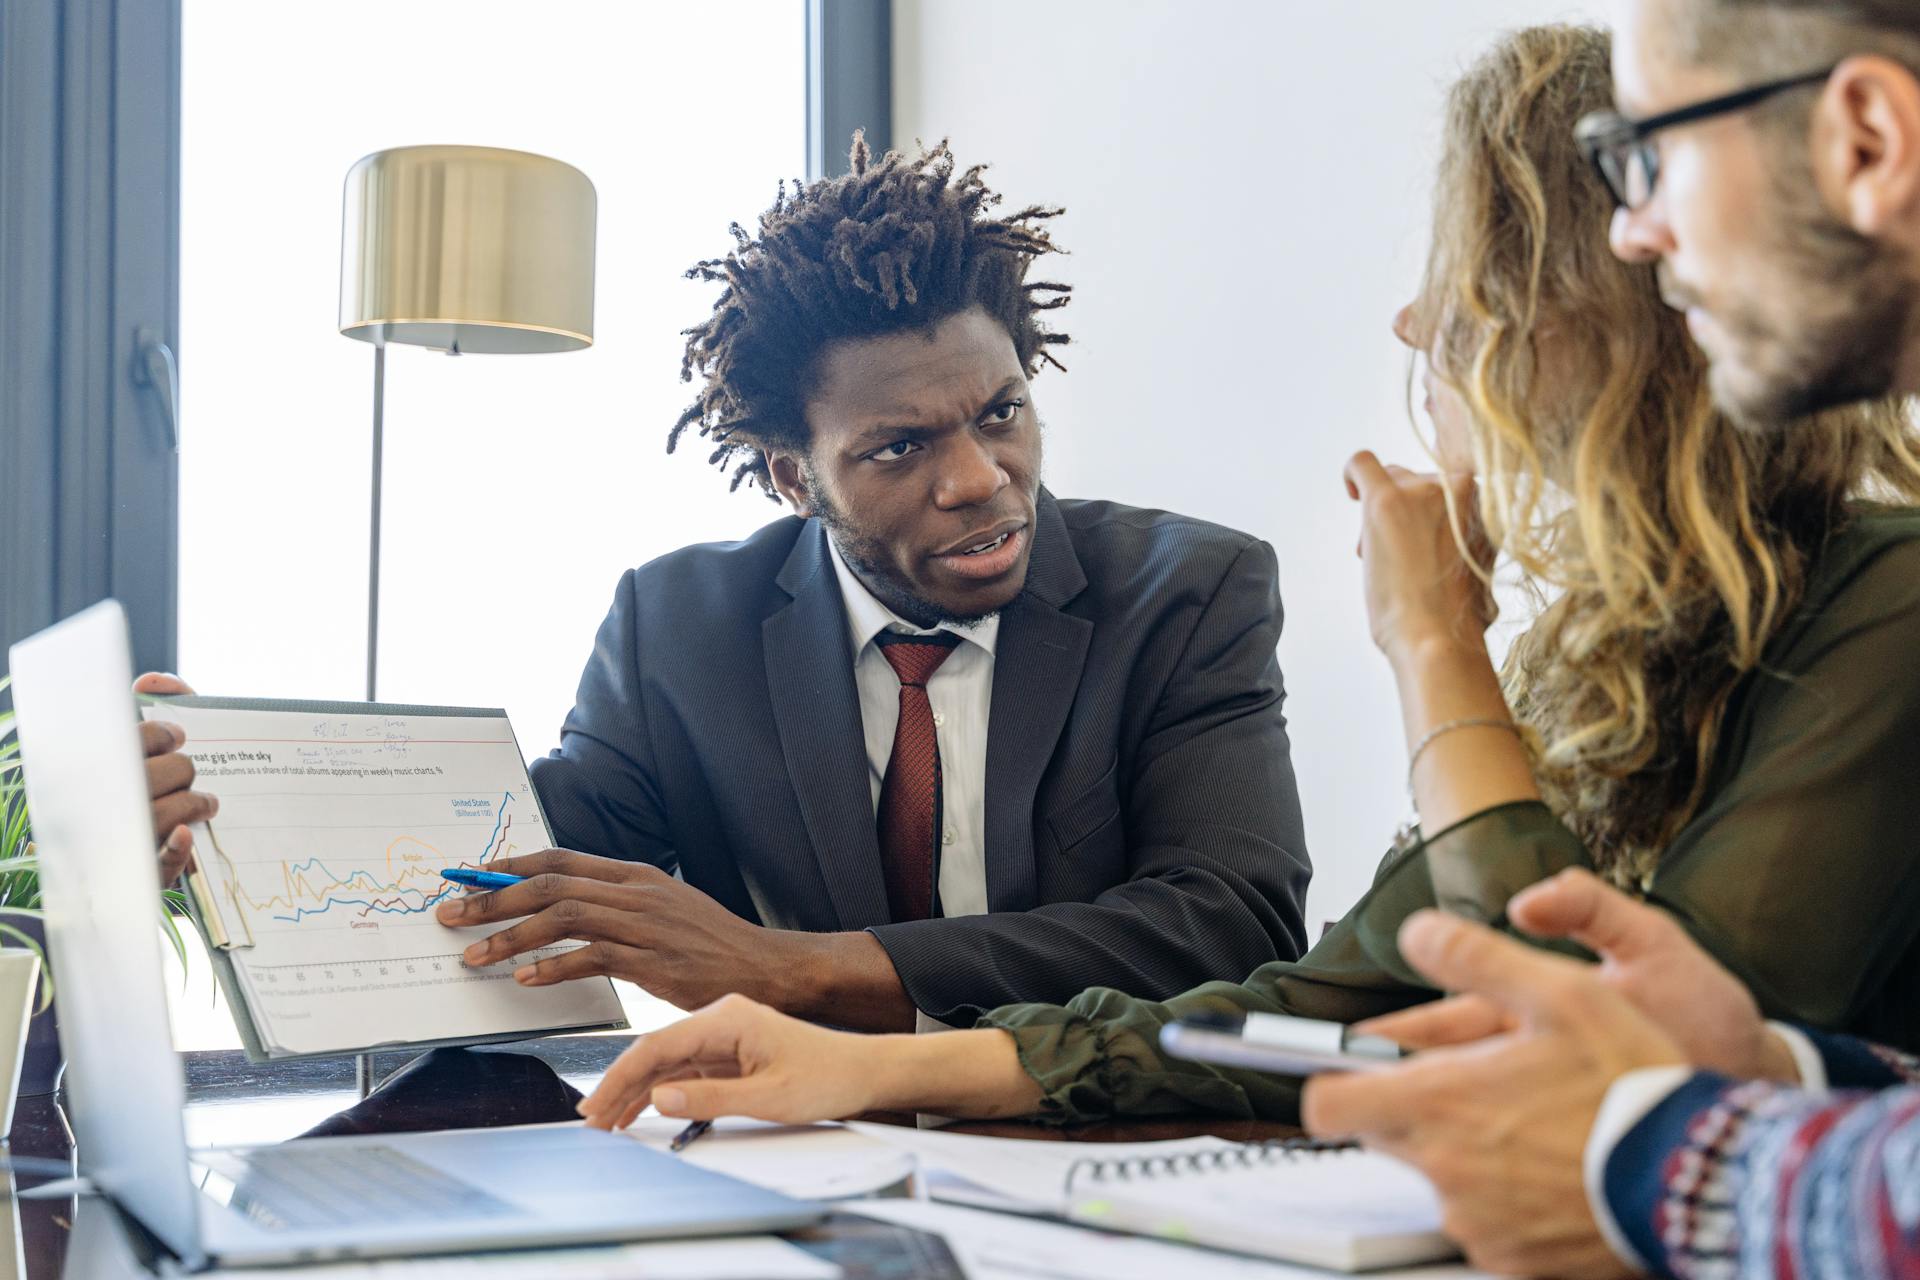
(1419, 24), (1920, 886)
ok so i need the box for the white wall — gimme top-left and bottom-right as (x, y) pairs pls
(894, 0), (1601, 931)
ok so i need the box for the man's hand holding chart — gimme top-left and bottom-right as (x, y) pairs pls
(137, 696), (627, 1059)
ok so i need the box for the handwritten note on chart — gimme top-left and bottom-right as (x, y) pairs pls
(140, 697), (626, 1058)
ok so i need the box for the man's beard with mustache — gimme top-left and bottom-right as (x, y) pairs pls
(803, 467), (1006, 631)
(1700, 171), (1914, 432)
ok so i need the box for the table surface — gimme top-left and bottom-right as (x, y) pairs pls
(14, 1035), (1302, 1279)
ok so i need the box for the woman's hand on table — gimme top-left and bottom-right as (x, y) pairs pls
(579, 995), (889, 1128)
(578, 994), (1043, 1129)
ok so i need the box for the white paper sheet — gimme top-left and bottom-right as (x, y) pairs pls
(853, 1199), (1489, 1280)
(619, 1117), (917, 1200)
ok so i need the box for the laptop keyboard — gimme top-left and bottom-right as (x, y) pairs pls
(206, 1143), (520, 1231)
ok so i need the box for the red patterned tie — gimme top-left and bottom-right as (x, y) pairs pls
(875, 633), (960, 923)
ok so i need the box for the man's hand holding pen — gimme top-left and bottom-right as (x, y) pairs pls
(434, 848), (812, 1013)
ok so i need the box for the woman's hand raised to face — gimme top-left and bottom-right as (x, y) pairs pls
(1343, 451), (1497, 668)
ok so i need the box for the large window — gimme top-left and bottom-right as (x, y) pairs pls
(170, 1), (805, 1048)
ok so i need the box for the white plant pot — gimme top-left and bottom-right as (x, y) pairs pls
(0, 951), (42, 1136)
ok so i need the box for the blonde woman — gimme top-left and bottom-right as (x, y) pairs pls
(578, 24), (1920, 1130)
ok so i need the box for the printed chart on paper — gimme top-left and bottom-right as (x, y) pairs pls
(139, 698), (625, 1057)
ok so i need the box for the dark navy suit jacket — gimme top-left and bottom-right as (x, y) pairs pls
(529, 489), (1310, 1022)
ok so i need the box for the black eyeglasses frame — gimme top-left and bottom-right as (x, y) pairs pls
(1574, 66), (1837, 209)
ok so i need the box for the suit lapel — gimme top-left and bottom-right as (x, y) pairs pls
(764, 523), (892, 931)
(984, 491), (1092, 913)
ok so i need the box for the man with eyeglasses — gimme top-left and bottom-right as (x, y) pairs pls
(1299, 2), (1920, 1277)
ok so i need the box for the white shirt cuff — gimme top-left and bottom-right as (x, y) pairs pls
(1581, 1028), (1826, 1273)
(1582, 1064), (1696, 1275)
(1766, 1021), (1828, 1092)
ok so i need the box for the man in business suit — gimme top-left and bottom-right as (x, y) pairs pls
(144, 137), (1309, 1033)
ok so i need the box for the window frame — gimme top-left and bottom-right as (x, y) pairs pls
(807, 0), (892, 179)
(1, 0), (182, 676)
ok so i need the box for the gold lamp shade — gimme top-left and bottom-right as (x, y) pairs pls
(339, 145), (595, 354)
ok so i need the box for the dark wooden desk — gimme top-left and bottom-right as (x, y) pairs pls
(14, 1036), (1301, 1278)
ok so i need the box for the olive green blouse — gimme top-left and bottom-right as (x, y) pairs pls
(979, 509), (1920, 1125)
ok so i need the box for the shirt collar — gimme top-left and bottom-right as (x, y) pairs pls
(827, 535), (1000, 661)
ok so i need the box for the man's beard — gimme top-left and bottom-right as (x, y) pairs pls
(1703, 171), (1914, 432)
(807, 478), (1004, 631)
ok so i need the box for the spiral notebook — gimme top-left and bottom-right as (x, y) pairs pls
(1062, 1140), (1456, 1273)
(846, 1125), (1457, 1274)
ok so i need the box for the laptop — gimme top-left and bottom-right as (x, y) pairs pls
(7, 600), (822, 1268)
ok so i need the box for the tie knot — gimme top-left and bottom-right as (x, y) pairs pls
(876, 632), (960, 687)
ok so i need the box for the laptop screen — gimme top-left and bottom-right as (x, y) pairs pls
(9, 600), (206, 1265)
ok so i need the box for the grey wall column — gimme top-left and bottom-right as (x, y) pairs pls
(805, 0), (891, 180)
(0, 0), (182, 676)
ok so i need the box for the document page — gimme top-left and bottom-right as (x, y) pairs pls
(141, 697), (626, 1057)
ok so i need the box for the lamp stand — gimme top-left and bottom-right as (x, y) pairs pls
(339, 145), (595, 1107)
(366, 343), (385, 705)
(358, 343), (386, 1100)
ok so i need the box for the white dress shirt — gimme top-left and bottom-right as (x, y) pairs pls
(827, 538), (997, 923)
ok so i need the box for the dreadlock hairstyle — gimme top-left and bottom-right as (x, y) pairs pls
(668, 134), (1072, 498)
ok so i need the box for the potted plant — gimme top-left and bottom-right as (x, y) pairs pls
(0, 674), (192, 1095)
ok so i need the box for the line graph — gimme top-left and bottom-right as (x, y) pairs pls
(204, 789), (520, 924)
(139, 699), (626, 1058)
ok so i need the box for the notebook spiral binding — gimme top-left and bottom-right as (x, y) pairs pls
(1064, 1137), (1360, 1196)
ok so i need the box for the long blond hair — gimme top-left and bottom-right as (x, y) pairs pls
(1420, 25), (1920, 885)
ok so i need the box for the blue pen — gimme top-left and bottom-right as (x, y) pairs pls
(440, 868), (525, 891)
(669, 1120), (713, 1153)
